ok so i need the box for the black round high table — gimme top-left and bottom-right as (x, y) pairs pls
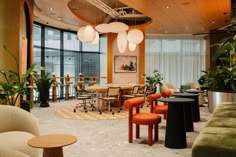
(172, 93), (197, 132)
(158, 98), (194, 149)
(185, 90), (204, 122)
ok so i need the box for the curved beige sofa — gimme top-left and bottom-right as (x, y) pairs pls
(0, 105), (40, 157)
(160, 83), (177, 94)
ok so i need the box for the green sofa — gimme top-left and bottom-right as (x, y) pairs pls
(192, 102), (236, 157)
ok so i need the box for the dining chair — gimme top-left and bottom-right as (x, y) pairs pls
(99, 87), (121, 114)
(124, 97), (162, 146)
(74, 86), (96, 113)
(122, 85), (140, 100)
(147, 93), (168, 119)
(134, 85), (148, 107)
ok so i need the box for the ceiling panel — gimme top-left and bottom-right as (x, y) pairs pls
(34, 0), (232, 34)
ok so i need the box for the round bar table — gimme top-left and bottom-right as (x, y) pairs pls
(28, 134), (77, 157)
(172, 93), (198, 131)
(185, 89), (204, 122)
(158, 98), (194, 149)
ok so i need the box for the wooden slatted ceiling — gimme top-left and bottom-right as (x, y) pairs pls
(34, 0), (231, 34)
(120, 0), (231, 34)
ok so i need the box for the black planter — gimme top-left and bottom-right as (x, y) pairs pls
(39, 88), (50, 107)
(20, 101), (30, 112)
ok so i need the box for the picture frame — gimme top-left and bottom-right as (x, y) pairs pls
(114, 55), (137, 73)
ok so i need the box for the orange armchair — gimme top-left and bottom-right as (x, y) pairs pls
(147, 93), (168, 119)
(124, 97), (162, 146)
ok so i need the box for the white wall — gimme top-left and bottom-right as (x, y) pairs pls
(112, 38), (140, 84)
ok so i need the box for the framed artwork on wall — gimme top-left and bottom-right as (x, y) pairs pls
(114, 55), (137, 73)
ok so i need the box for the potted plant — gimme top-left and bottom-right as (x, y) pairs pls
(198, 35), (236, 112)
(143, 69), (163, 93)
(0, 45), (38, 111)
(34, 73), (55, 107)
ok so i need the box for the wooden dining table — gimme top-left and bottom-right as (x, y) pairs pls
(86, 84), (144, 111)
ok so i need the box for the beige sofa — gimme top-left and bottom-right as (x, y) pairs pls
(0, 105), (40, 157)
(160, 83), (177, 94)
(185, 82), (205, 105)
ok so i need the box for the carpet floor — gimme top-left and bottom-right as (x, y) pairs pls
(31, 99), (210, 157)
(55, 102), (150, 120)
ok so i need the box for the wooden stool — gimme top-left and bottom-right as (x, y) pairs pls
(124, 97), (162, 146)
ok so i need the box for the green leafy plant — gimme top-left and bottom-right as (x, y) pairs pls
(143, 69), (163, 91)
(0, 45), (38, 106)
(198, 35), (236, 92)
(34, 72), (55, 107)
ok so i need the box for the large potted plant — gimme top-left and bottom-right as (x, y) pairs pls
(198, 35), (236, 112)
(0, 45), (38, 111)
(143, 69), (163, 93)
(34, 73), (55, 107)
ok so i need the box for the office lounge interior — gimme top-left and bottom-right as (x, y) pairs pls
(0, 0), (236, 157)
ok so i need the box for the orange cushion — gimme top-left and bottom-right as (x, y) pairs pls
(124, 97), (144, 109)
(161, 90), (172, 98)
(147, 93), (161, 102)
(153, 105), (168, 114)
(132, 113), (161, 125)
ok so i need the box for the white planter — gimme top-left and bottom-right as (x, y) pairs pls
(208, 91), (236, 113)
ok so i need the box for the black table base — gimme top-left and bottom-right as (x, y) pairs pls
(165, 101), (187, 149)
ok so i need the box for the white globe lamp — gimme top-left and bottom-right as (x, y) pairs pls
(117, 32), (127, 53)
(127, 29), (144, 44)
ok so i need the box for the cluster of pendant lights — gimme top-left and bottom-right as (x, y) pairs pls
(77, 22), (144, 53)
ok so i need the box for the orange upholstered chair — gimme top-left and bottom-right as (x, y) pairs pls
(147, 93), (168, 119)
(124, 97), (162, 146)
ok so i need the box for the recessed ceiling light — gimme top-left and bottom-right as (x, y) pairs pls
(49, 7), (53, 10)
(212, 21), (215, 24)
(166, 5), (170, 9)
(57, 17), (61, 20)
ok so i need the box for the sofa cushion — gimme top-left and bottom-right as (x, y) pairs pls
(0, 131), (38, 157)
(192, 133), (236, 157)
(213, 109), (236, 118)
(201, 127), (236, 135)
(0, 148), (30, 157)
(205, 117), (236, 128)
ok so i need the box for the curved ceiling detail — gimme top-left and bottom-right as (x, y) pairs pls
(67, 0), (152, 27)
(33, 0), (231, 34)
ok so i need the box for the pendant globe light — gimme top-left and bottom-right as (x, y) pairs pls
(109, 22), (129, 33)
(128, 42), (136, 51)
(83, 25), (96, 42)
(92, 31), (99, 45)
(117, 32), (127, 53)
(77, 26), (86, 42)
(127, 28), (144, 44)
(95, 23), (112, 33)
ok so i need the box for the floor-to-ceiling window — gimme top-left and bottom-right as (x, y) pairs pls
(145, 35), (206, 89)
(33, 23), (107, 98)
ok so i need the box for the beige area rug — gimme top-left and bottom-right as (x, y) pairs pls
(55, 103), (150, 120)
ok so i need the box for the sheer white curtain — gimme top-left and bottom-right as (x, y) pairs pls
(100, 35), (107, 85)
(145, 35), (206, 89)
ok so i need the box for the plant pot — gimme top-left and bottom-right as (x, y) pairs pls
(208, 91), (236, 113)
(39, 88), (50, 107)
(20, 101), (30, 112)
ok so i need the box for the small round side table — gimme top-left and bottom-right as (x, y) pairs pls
(27, 134), (77, 157)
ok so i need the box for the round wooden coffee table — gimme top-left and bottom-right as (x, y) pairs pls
(27, 134), (77, 157)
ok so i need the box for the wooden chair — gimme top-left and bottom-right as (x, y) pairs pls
(124, 97), (162, 146)
(99, 87), (121, 114)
